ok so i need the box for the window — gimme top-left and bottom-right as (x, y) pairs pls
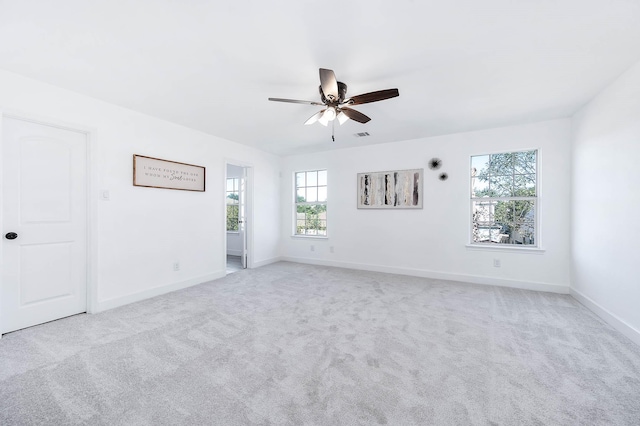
(295, 170), (327, 236)
(471, 150), (537, 246)
(226, 178), (239, 232)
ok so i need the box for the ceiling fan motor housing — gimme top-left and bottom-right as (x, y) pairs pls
(320, 82), (348, 104)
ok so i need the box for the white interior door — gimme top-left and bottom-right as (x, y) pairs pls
(1, 117), (87, 334)
(239, 169), (247, 269)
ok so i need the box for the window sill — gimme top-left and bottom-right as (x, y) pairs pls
(465, 244), (545, 254)
(227, 231), (240, 234)
(291, 235), (328, 240)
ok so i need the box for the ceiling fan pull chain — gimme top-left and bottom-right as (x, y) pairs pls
(332, 120), (335, 142)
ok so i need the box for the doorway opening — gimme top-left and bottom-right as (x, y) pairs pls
(225, 163), (251, 274)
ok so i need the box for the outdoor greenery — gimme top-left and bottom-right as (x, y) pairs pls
(226, 192), (239, 232)
(295, 170), (328, 236)
(226, 205), (239, 231)
(296, 195), (327, 235)
(472, 151), (536, 244)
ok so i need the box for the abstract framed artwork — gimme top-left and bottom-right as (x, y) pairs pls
(357, 168), (423, 209)
(133, 154), (206, 192)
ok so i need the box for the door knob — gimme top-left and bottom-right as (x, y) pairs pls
(5, 232), (18, 240)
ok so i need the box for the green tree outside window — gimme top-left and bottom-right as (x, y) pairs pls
(471, 151), (537, 245)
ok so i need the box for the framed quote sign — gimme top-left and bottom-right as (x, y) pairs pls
(133, 154), (206, 192)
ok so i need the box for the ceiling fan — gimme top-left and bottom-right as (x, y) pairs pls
(268, 68), (399, 128)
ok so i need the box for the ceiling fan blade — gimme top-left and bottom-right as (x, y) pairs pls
(304, 110), (324, 125)
(319, 68), (339, 101)
(268, 98), (324, 106)
(345, 89), (399, 106)
(341, 107), (371, 123)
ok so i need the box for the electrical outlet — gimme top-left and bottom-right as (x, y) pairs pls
(173, 262), (180, 271)
(310, 245), (315, 252)
(329, 246), (334, 253)
(493, 259), (501, 268)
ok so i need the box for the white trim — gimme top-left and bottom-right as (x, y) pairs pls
(244, 166), (253, 269)
(86, 128), (99, 314)
(96, 272), (225, 312)
(281, 256), (569, 294)
(252, 256), (283, 268)
(291, 235), (329, 240)
(293, 169), (328, 237)
(0, 111), (98, 336)
(570, 288), (640, 347)
(465, 244), (545, 254)
(224, 160), (254, 270)
(0, 113), (99, 314)
(0, 113), (4, 337)
(226, 249), (243, 256)
(1, 109), (96, 134)
(469, 148), (540, 248)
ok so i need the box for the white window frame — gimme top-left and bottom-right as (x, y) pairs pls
(469, 149), (539, 249)
(293, 169), (328, 237)
(226, 177), (240, 233)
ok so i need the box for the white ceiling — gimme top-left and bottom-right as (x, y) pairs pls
(1, 0), (640, 156)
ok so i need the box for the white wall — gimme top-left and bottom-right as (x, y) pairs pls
(0, 70), (281, 311)
(3, 60), (637, 344)
(281, 119), (572, 293)
(226, 164), (244, 256)
(571, 60), (640, 345)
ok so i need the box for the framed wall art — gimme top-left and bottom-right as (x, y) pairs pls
(357, 168), (423, 209)
(133, 154), (206, 192)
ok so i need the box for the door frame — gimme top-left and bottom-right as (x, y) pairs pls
(224, 159), (253, 269)
(0, 110), (98, 336)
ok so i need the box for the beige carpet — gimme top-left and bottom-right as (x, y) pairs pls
(1, 261), (639, 425)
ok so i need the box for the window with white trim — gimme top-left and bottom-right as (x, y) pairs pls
(295, 170), (327, 236)
(226, 178), (239, 232)
(471, 150), (537, 246)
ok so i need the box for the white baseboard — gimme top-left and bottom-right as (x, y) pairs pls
(281, 256), (569, 294)
(226, 249), (242, 256)
(570, 288), (640, 347)
(251, 256), (283, 268)
(96, 271), (226, 312)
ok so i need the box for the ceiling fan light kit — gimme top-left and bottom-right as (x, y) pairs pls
(269, 68), (399, 140)
(323, 106), (337, 121)
(337, 110), (349, 125)
(304, 111), (323, 125)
